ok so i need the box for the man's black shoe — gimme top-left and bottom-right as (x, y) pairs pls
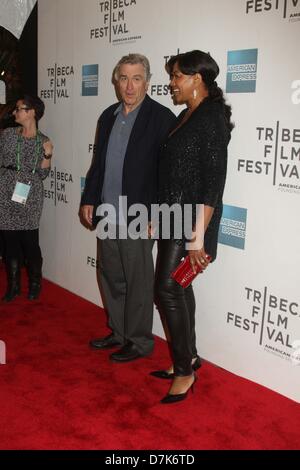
(110, 342), (145, 363)
(89, 333), (121, 350)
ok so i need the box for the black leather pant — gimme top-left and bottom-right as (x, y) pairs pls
(155, 240), (197, 376)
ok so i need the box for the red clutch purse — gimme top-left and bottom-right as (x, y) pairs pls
(171, 256), (203, 288)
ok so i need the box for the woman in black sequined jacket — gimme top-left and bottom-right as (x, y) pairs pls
(151, 50), (234, 404)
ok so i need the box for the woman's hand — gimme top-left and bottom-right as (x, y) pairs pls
(41, 140), (53, 169)
(43, 140), (53, 157)
(188, 248), (211, 274)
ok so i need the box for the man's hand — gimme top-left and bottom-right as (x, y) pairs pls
(80, 205), (94, 227)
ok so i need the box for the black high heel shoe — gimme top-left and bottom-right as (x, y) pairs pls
(160, 374), (198, 404)
(150, 355), (201, 380)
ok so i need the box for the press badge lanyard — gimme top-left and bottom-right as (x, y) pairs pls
(16, 131), (42, 175)
(11, 131), (42, 205)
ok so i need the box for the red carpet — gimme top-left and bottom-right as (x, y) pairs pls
(0, 263), (300, 450)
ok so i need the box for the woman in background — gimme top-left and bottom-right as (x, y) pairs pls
(0, 95), (53, 302)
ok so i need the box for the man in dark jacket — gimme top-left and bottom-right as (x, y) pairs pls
(80, 53), (175, 362)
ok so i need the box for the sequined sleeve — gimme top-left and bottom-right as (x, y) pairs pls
(202, 113), (228, 208)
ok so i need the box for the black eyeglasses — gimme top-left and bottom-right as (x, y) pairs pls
(14, 106), (31, 112)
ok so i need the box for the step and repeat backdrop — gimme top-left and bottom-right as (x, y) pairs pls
(38, 0), (300, 402)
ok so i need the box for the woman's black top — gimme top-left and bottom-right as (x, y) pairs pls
(158, 98), (231, 261)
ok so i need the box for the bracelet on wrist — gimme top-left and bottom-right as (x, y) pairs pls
(43, 153), (52, 160)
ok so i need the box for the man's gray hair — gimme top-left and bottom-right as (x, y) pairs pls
(114, 53), (151, 82)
